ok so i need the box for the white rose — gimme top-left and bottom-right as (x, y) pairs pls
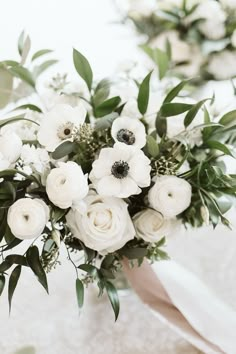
(46, 161), (89, 209)
(207, 51), (236, 80)
(66, 191), (135, 254)
(0, 131), (22, 164)
(133, 209), (180, 243)
(7, 198), (49, 240)
(148, 175), (192, 218)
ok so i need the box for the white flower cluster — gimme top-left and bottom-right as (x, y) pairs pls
(3, 99), (193, 254)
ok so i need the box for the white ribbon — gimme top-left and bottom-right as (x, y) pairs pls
(123, 259), (236, 354)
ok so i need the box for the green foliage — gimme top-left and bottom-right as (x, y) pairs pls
(137, 71), (152, 115)
(8, 265), (21, 312)
(141, 45), (169, 79)
(73, 48), (93, 91)
(75, 278), (84, 308)
(26, 246), (48, 293)
(94, 96), (121, 118)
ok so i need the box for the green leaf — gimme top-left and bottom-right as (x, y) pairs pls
(137, 71), (152, 115)
(18, 31), (25, 56)
(75, 278), (84, 308)
(94, 113), (118, 131)
(78, 264), (98, 277)
(206, 141), (234, 157)
(12, 104), (42, 113)
(146, 135), (159, 157)
(0, 275), (5, 296)
(73, 48), (93, 91)
(26, 246), (48, 293)
(184, 99), (209, 127)
(20, 35), (31, 65)
(0, 115), (39, 129)
(0, 68), (13, 109)
(33, 59), (58, 78)
(141, 45), (169, 80)
(160, 103), (193, 117)
(31, 49), (53, 61)
(120, 247), (147, 259)
(5, 255), (28, 267)
(105, 281), (120, 321)
(219, 110), (236, 126)
(163, 79), (190, 103)
(9, 66), (35, 88)
(52, 141), (76, 160)
(155, 114), (167, 137)
(93, 79), (110, 107)
(95, 96), (121, 118)
(8, 265), (21, 312)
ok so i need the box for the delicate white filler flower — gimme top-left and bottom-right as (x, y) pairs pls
(148, 175), (192, 218)
(90, 142), (151, 198)
(38, 103), (86, 152)
(66, 191), (135, 254)
(46, 161), (88, 209)
(111, 116), (146, 148)
(7, 198), (49, 240)
(133, 208), (180, 242)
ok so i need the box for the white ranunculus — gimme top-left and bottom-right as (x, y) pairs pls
(90, 142), (151, 198)
(38, 103), (86, 152)
(66, 191), (135, 254)
(133, 208), (180, 243)
(187, 1), (226, 40)
(7, 198), (49, 240)
(111, 116), (146, 148)
(207, 51), (236, 80)
(20, 145), (50, 173)
(0, 131), (22, 164)
(0, 153), (10, 171)
(148, 175), (192, 218)
(46, 161), (88, 209)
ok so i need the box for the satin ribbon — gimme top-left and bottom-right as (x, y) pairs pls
(122, 259), (236, 354)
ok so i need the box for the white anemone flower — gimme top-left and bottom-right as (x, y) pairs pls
(38, 103), (86, 152)
(111, 116), (146, 148)
(90, 142), (151, 198)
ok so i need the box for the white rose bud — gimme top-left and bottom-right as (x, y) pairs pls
(133, 209), (180, 243)
(148, 175), (192, 218)
(66, 191), (135, 255)
(7, 198), (49, 240)
(46, 161), (89, 209)
(0, 131), (22, 164)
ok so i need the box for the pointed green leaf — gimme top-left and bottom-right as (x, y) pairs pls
(33, 59), (58, 78)
(26, 246), (48, 293)
(184, 99), (209, 127)
(8, 265), (21, 312)
(9, 66), (35, 88)
(105, 281), (120, 321)
(219, 110), (236, 126)
(0, 68), (13, 109)
(137, 71), (152, 115)
(12, 104), (42, 113)
(95, 96), (121, 118)
(18, 31), (25, 56)
(73, 48), (93, 91)
(0, 275), (5, 296)
(160, 102), (193, 117)
(32, 49), (53, 61)
(206, 141), (234, 157)
(52, 141), (76, 160)
(75, 278), (84, 308)
(163, 79), (190, 103)
(20, 35), (31, 65)
(155, 114), (167, 137)
(146, 135), (159, 157)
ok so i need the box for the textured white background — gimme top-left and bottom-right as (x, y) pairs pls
(0, 1), (236, 353)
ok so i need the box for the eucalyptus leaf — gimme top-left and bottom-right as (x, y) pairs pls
(146, 135), (159, 157)
(32, 49), (53, 61)
(75, 278), (84, 308)
(73, 48), (93, 91)
(26, 246), (48, 293)
(94, 113), (118, 131)
(184, 99), (209, 127)
(137, 71), (152, 115)
(52, 141), (76, 160)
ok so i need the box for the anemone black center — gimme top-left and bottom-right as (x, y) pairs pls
(64, 128), (71, 136)
(111, 160), (130, 179)
(117, 129), (135, 145)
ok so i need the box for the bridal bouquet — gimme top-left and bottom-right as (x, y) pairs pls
(0, 35), (236, 320)
(122, 0), (236, 81)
